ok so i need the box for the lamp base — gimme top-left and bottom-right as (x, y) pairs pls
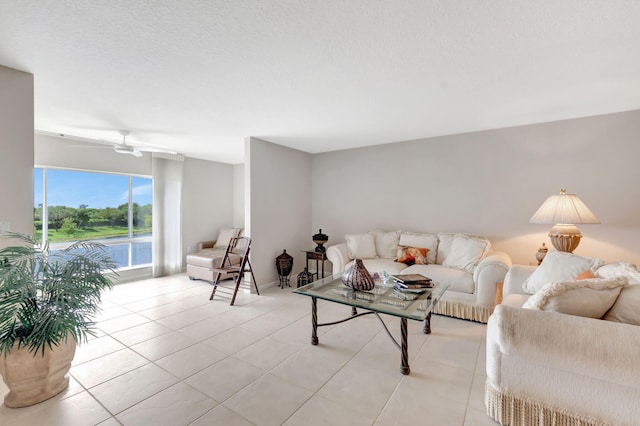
(548, 224), (582, 253)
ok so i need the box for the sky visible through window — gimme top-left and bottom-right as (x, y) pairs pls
(34, 168), (152, 208)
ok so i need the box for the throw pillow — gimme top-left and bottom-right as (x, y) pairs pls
(214, 228), (241, 248)
(395, 245), (429, 266)
(577, 269), (597, 280)
(398, 232), (438, 264)
(522, 251), (605, 294)
(345, 233), (377, 259)
(369, 230), (401, 259)
(596, 261), (640, 284)
(522, 276), (627, 319)
(441, 234), (491, 273)
(603, 284), (640, 325)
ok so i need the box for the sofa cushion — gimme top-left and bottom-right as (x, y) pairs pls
(402, 264), (475, 294)
(597, 261), (640, 284)
(369, 230), (401, 259)
(395, 245), (429, 266)
(186, 248), (241, 268)
(603, 284), (640, 325)
(523, 276), (627, 318)
(435, 233), (455, 264)
(345, 258), (406, 275)
(345, 233), (377, 259)
(214, 228), (241, 248)
(442, 234), (491, 273)
(522, 251), (605, 294)
(398, 232), (438, 264)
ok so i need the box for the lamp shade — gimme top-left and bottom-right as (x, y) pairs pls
(529, 189), (600, 225)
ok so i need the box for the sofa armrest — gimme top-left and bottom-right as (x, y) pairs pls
(197, 240), (216, 250)
(326, 243), (350, 274)
(487, 304), (640, 388)
(472, 251), (512, 306)
(503, 264), (537, 296)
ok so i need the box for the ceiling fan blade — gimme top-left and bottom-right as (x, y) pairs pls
(114, 144), (143, 157)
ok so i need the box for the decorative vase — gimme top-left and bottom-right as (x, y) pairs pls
(0, 336), (76, 408)
(342, 259), (375, 291)
(536, 242), (548, 265)
(275, 249), (294, 288)
(297, 267), (314, 288)
(312, 229), (329, 253)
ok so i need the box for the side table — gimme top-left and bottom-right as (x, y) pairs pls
(303, 251), (327, 281)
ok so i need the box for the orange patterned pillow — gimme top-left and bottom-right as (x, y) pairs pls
(576, 269), (597, 280)
(396, 245), (429, 266)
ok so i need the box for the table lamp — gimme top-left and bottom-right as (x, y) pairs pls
(529, 188), (600, 253)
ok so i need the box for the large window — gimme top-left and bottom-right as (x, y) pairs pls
(34, 168), (152, 269)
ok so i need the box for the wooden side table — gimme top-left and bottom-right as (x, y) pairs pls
(303, 251), (327, 281)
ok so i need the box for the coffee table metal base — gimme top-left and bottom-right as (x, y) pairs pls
(310, 296), (430, 375)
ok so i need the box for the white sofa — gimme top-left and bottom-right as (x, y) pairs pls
(486, 255), (640, 426)
(326, 231), (512, 323)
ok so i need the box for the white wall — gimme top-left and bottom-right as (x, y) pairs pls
(181, 157), (235, 263)
(0, 65), (34, 246)
(232, 164), (245, 228)
(312, 110), (640, 267)
(246, 137), (312, 287)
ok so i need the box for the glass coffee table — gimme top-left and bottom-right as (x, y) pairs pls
(293, 275), (449, 375)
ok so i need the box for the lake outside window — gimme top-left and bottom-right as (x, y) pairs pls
(34, 168), (152, 269)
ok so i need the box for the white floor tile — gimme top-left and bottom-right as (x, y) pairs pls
(224, 373), (314, 426)
(130, 331), (196, 361)
(0, 391), (111, 426)
(88, 363), (178, 414)
(190, 405), (254, 425)
(154, 342), (228, 379)
(70, 348), (149, 388)
(116, 382), (217, 426)
(185, 357), (263, 402)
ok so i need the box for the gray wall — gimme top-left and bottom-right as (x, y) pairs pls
(312, 110), (640, 266)
(0, 65), (34, 246)
(246, 137), (312, 287)
(182, 157), (235, 262)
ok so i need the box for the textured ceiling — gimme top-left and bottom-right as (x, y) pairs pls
(1, 1), (639, 164)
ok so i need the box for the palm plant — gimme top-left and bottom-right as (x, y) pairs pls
(0, 232), (117, 355)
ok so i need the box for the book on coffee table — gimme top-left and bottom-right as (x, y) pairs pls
(392, 274), (432, 285)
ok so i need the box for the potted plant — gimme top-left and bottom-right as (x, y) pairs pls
(0, 232), (116, 407)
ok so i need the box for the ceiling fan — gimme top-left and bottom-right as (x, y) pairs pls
(113, 130), (142, 157)
(52, 129), (178, 157)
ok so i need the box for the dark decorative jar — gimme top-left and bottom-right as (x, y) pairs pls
(342, 259), (375, 291)
(312, 229), (329, 253)
(275, 250), (294, 288)
(536, 242), (548, 265)
(297, 267), (314, 288)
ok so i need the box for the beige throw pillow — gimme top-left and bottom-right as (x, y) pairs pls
(522, 251), (604, 294)
(441, 234), (491, 273)
(369, 230), (401, 259)
(214, 228), (241, 248)
(523, 276), (627, 319)
(597, 261), (640, 284)
(603, 284), (640, 325)
(345, 233), (377, 259)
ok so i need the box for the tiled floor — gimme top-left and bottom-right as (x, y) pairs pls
(0, 274), (499, 426)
